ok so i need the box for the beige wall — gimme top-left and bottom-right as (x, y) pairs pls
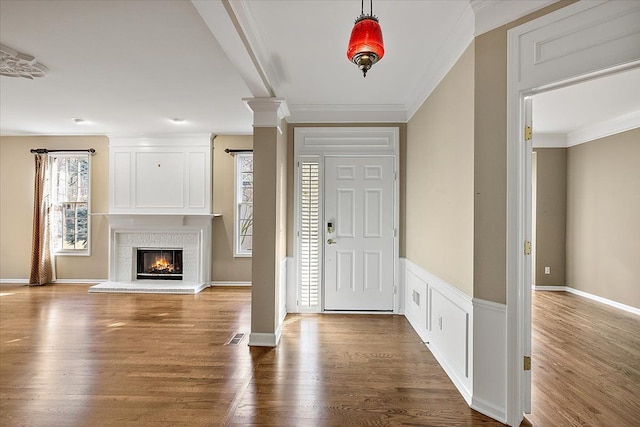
(251, 126), (279, 334)
(406, 43), (475, 297)
(567, 128), (640, 308)
(0, 135), (109, 281)
(534, 148), (567, 286)
(211, 135), (252, 282)
(472, 0), (576, 304)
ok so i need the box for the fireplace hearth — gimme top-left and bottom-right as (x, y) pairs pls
(136, 248), (183, 280)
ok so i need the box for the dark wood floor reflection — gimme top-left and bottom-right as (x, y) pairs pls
(527, 291), (640, 427)
(1, 285), (500, 426)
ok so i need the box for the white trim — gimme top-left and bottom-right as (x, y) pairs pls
(531, 285), (565, 291)
(248, 332), (278, 347)
(211, 281), (251, 287)
(191, 1), (272, 98)
(243, 97), (289, 130)
(533, 286), (640, 316)
(507, 2), (640, 425)
(0, 279), (106, 284)
(471, 0), (556, 36)
(471, 298), (507, 424)
(406, 5), (475, 121)
(567, 111), (640, 147)
(532, 133), (567, 148)
(287, 104), (408, 124)
(278, 257), (288, 328)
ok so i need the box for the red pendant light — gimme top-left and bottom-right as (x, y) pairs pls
(347, 0), (384, 77)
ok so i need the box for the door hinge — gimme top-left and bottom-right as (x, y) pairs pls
(524, 241), (531, 255)
(524, 125), (532, 141)
(524, 355), (531, 371)
(394, 228), (397, 237)
(393, 285), (397, 295)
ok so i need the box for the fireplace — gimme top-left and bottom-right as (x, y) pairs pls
(136, 248), (183, 280)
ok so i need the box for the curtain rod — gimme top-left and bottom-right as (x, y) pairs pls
(30, 148), (96, 155)
(224, 148), (253, 154)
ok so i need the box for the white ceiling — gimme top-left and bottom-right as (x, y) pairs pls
(1, 0), (637, 138)
(532, 67), (640, 147)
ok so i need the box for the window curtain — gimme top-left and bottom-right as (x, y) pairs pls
(29, 153), (54, 285)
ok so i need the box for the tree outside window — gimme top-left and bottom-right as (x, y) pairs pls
(49, 153), (90, 255)
(235, 153), (252, 257)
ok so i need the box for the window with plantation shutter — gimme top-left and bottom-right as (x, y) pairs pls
(299, 162), (320, 308)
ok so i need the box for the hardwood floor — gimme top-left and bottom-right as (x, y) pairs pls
(1, 285), (637, 426)
(526, 291), (640, 427)
(1, 284), (499, 427)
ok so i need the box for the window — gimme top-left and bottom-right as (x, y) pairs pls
(235, 153), (253, 257)
(49, 153), (91, 255)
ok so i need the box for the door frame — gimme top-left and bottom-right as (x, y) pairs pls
(293, 127), (400, 314)
(505, 1), (640, 425)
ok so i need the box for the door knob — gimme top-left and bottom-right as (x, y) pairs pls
(327, 238), (337, 244)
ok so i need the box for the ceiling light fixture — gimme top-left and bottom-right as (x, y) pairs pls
(0, 44), (48, 79)
(347, 0), (384, 78)
(72, 118), (86, 124)
(170, 118), (186, 124)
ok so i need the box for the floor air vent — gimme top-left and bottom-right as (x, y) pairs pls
(225, 332), (246, 346)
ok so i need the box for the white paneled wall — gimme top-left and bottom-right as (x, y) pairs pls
(402, 258), (507, 422)
(109, 135), (212, 214)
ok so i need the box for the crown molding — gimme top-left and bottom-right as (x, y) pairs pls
(287, 104), (407, 124)
(405, 4), (475, 121)
(567, 111), (640, 147)
(533, 112), (640, 148)
(471, 0), (557, 36)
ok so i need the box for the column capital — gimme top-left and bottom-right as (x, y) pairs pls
(243, 97), (289, 129)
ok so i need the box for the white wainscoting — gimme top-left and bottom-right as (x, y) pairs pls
(402, 258), (507, 423)
(276, 257), (288, 344)
(403, 259), (473, 404)
(471, 298), (507, 423)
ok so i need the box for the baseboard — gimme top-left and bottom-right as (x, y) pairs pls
(534, 285), (639, 316)
(210, 281), (251, 287)
(0, 279), (29, 284)
(248, 332), (278, 347)
(471, 396), (507, 425)
(0, 279), (106, 284)
(532, 285), (565, 291)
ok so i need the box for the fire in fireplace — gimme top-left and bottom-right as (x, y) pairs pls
(136, 248), (183, 280)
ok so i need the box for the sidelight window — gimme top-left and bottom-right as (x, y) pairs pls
(299, 161), (320, 308)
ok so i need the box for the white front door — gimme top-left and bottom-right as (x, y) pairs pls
(323, 156), (395, 311)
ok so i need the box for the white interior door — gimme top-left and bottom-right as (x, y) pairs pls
(323, 156), (395, 311)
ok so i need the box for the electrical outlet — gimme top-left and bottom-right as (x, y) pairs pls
(544, 266), (551, 275)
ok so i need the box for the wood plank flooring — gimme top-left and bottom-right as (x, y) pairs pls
(1, 285), (638, 426)
(0, 284), (498, 426)
(526, 291), (640, 427)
